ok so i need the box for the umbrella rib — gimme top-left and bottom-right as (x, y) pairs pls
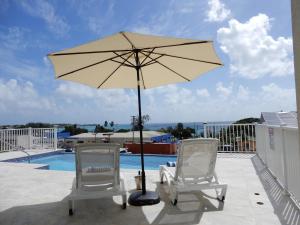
(139, 51), (190, 82)
(113, 51), (135, 67)
(97, 53), (134, 88)
(142, 50), (223, 66)
(139, 67), (146, 89)
(140, 48), (156, 65)
(111, 59), (134, 67)
(140, 40), (211, 51)
(49, 49), (132, 56)
(141, 55), (164, 67)
(120, 32), (136, 50)
(57, 52), (131, 78)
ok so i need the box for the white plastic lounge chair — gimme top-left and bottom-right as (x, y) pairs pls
(159, 138), (227, 205)
(68, 143), (127, 215)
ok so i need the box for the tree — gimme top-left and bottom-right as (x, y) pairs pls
(94, 124), (112, 133)
(109, 121), (114, 130)
(25, 122), (53, 128)
(234, 117), (260, 124)
(104, 121), (108, 127)
(159, 123), (195, 140)
(131, 114), (151, 131)
(63, 125), (88, 136)
(116, 129), (130, 133)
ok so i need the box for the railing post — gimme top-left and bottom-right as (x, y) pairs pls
(203, 123), (207, 138)
(0, 130), (2, 152)
(28, 127), (32, 150)
(54, 128), (57, 151)
(280, 124), (290, 195)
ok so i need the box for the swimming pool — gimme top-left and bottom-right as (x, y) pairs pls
(23, 153), (177, 171)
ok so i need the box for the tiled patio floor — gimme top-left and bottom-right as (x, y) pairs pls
(0, 153), (299, 225)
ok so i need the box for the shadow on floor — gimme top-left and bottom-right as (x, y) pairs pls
(0, 182), (225, 225)
(251, 155), (300, 225)
(150, 181), (224, 225)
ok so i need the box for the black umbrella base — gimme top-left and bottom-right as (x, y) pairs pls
(128, 191), (160, 206)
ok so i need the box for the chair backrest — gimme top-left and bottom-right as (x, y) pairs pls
(175, 138), (219, 183)
(75, 143), (120, 189)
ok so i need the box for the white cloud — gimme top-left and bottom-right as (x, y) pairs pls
(19, 0), (70, 36)
(0, 26), (53, 83)
(0, 27), (29, 50)
(132, 10), (175, 36)
(88, 17), (104, 35)
(55, 82), (136, 108)
(206, 0), (231, 22)
(0, 77), (296, 124)
(0, 78), (139, 124)
(131, 1), (203, 37)
(0, 48), (47, 81)
(143, 82), (295, 122)
(237, 85), (249, 100)
(217, 14), (293, 79)
(68, 0), (115, 35)
(196, 88), (210, 97)
(216, 82), (232, 97)
(0, 79), (57, 123)
(261, 83), (296, 109)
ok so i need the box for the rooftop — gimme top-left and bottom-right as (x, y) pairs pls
(261, 111), (298, 127)
(1, 153), (299, 225)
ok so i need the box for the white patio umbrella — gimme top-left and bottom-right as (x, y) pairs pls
(48, 31), (223, 206)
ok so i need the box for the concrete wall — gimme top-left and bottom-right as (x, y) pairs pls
(124, 143), (177, 154)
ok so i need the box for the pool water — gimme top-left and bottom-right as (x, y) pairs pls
(29, 153), (177, 171)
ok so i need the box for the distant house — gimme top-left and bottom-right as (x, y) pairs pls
(260, 111), (298, 127)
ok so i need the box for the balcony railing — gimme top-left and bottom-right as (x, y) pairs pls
(256, 124), (300, 206)
(203, 123), (256, 153)
(0, 128), (57, 152)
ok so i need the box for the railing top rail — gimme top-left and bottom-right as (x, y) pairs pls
(0, 127), (55, 131)
(0, 128), (21, 131)
(255, 124), (298, 131)
(31, 128), (56, 130)
(205, 123), (256, 126)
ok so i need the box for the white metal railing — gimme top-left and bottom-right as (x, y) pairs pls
(256, 124), (300, 206)
(203, 123), (256, 152)
(0, 128), (57, 152)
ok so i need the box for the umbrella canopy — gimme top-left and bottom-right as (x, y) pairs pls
(48, 32), (222, 89)
(48, 31), (223, 206)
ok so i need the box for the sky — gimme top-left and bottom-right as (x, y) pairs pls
(0, 0), (296, 125)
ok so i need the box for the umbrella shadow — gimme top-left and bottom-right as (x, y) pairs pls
(0, 195), (149, 225)
(1, 183), (224, 225)
(148, 181), (224, 225)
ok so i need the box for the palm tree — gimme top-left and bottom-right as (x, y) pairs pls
(109, 121), (114, 131)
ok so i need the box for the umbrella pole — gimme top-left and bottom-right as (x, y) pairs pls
(128, 50), (160, 206)
(136, 66), (146, 194)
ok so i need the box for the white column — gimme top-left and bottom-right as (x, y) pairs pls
(291, 0), (300, 164)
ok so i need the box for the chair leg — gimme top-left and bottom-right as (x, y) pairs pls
(68, 199), (74, 216)
(170, 186), (178, 206)
(216, 185), (227, 202)
(159, 168), (164, 184)
(122, 194), (127, 209)
(171, 198), (178, 205)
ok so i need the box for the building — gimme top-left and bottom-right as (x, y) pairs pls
(260, 111), (298, 127)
